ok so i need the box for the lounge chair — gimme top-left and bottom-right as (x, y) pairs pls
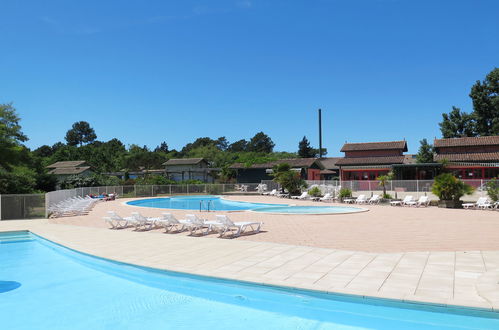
(355, 195), (368, 204)
(185, 214), (210, 235)
(368, 194), (381, 204)
(390, 195), (414, 206)
(406, 196), (430, 207)
(103, 216), (128, 229)
(291, 192), (309, 200)
(463, 197), (490, 209)
(160, 213), (191, 233)
(213, 214), (263, 238)
(319, 193), (333, 202)
(263, 189), (277, 196)
(106, 211), (134, 229)
(131, 212), (160, 230)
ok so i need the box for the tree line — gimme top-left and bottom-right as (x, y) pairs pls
(0, 104), (325, 193)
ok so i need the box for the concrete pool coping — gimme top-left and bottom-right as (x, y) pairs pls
(2, 220), (499, 313)
(123, 195), (369, 215)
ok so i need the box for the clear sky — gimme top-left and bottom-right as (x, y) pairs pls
(1, 0), (498, 156)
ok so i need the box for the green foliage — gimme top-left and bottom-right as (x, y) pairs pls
(248, 132), (275, 153)
(439, 68), (499, 138)
(154, 141), (169, 153)
(308, 186), (322, 197)
(271, 163), (306, 195)
(439, 107), (476, 138)
(0, 103), (28, 170)
(135, 175), (173, 185)
(298, 136), (316, 158)
(206, 184), (223, 194)
(228, 139), (249, 152)
(339, 188), (352, 198)
(376, 172), (394, 196)
(65, 121), (97, 146)
(382, 193), (393, 199)
(0, 166), (38, 194)
(486, 178), (499, 202)
(416, 139), (434, 163)
(59, 175), (102, 189)
(431, 173), (474, 201)
(469, 68), (499, 136)
(124, 145), (166, 171)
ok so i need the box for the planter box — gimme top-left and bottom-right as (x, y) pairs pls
(438, 200), (463, 209)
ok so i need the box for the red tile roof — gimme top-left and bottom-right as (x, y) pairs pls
(335, 156), (406, 166)
(340, 140), (408, 152)
(434, 152), (499, 162)
(434, 136), (499, 148)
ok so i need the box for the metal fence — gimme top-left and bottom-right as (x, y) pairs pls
(0, 194), (46, 220)
(45, 183), (264, 213)
(303, 179), (491, 201)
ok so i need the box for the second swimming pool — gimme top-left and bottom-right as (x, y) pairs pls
(126, 195), (366, 214)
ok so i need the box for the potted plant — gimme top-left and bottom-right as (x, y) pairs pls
(431, 173), (474, 208)
(376, 171), (394, 202)
(338, 188), (352, 202)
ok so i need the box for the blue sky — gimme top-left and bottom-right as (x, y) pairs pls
(1, 0), (498, 156)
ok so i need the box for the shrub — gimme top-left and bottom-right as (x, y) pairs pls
(308, 186), (322, 197)
(382, 193), (393, 199)
(486, 178), (499, 202)
(339, 188), (352, 198)
(431, 173), (474, 201)
(271, 163), (307, 195)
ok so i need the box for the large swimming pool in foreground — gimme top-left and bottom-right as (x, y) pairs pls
(1, 231), (498, 329)
(126, 195), (366, 214)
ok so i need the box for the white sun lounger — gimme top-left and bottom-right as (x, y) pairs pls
(213, 214), (263, 238)
(319, 193), (333, 202)
(103, 216), (128, 229)
(131, 212), (160, 230)
(263, 189), (277, 196)
(160, 213), (191, 233)
(355, 195), (368, 204)
(390, 195), (414, 206)
(463, 197), (491, 209)
(368, 194), (381, 204)
(106, 211), (134, 229)
(291, 192), (308, 200)
(405, 196), (430, 207)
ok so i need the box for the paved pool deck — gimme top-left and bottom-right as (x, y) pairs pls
(2, 210), (499, 312)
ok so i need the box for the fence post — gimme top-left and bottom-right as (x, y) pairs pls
(187, 184), (189, 194)
(0, 194), (2, 220)
(151, 185), (154, 197)
(134, 185), (137, 197)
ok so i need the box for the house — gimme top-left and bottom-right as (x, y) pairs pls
(230, 158), (324, 183)
(433, 136), (499, 179)
(46, 161), (93, 185)
(336, 141), (408, 180)
(317, 157), (340, 180)
(163, 158), (217, 183)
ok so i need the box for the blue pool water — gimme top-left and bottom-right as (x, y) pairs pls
(126, 195), (365, 214)
(1, 231), (499, 329)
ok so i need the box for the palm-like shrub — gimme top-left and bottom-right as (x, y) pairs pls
(431, 173), (474, 202)
(308, 186), (322, 197)
(338, 188), (352, 198)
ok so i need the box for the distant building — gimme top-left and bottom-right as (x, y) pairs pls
(317, 157), (340, 180)
(230, 158), (324, 183)
(434, 136), (499, 179)
(163, 158), (217, 183)
(336, 141), (408, 180)
(46, 161), (93, 185)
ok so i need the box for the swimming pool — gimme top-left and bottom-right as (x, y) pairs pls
(1, 231), (498, 329)
(126, 195), (366, 214)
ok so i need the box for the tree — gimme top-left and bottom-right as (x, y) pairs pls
(228, 139), (249, 152)
(439, 107), (476, 138)
(248, 132), (275, 153)
(376, 172), (394, 198)
(0, 103), (28, 169)
(470, 68), (499, 136)
(431, 173), (474, 202)
(215, 137), (229, 151)
(65, 121), (97, 146)
(271, 163), (306, 195)
(124, 145), (166, 171)
(154, 141), (169, 153)
(416, 139), (434, 163)
(298, 136), (316, 158)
